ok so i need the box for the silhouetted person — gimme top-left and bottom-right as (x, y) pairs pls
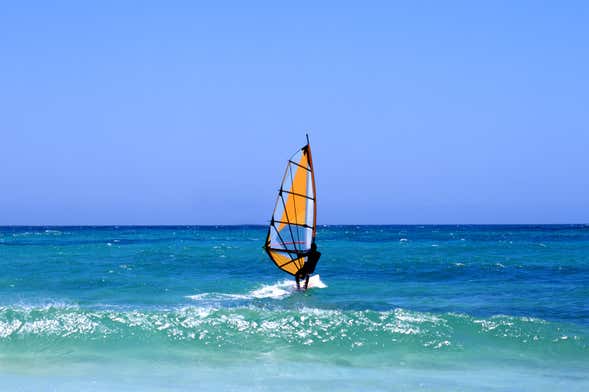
(295, 242), (321, 290)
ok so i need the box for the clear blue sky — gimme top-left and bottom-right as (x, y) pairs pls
(1, 1), (587, 225)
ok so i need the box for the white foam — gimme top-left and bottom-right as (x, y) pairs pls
(186, 276), (327, 302)
(185, 293), (250, 301)
(307, 275), (327, 289)
(251, 275), (327, 297)
(186, 281), (294, 302)
(251, 280), (293, 299)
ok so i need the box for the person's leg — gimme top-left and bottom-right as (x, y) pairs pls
(295, 274), (300, 290)
(304, 275), (310, 290)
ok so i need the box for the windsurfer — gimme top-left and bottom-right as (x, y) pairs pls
(295, 242), (321, 290)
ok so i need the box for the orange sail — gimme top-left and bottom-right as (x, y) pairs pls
(264, 136), (317, 275)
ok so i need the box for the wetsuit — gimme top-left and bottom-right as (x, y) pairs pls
(296, 249), (321, 289)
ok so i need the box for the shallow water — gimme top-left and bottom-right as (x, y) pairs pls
(1, 225), (588, 391)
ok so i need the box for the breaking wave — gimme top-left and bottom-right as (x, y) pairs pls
(0, 304), (586, 362)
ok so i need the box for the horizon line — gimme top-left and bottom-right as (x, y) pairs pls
(0, 223), (587, 228)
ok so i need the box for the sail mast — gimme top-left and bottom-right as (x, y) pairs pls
(305, 134), (317, 241)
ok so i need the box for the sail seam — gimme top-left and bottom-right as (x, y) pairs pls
(288, 160), (311, 172)
(272, 220), (313, 229)
(279, 257), (300, 268)
(265, 247), (308, 255)
(279, 189), (315, 201)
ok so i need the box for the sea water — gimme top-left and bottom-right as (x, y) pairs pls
(0, 225), (587, 391)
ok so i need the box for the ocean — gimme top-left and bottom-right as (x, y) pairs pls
(0, 225), (588, 391)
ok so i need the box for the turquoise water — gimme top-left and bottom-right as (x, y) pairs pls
(1, 225), (588, 391)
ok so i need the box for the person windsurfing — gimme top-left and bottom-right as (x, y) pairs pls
(295, 242), (321, 290)
(263, 135), (321, 288)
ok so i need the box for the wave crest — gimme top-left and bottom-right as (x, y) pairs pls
(0, 305), (586, 360)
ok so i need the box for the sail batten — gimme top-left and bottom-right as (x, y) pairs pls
(264, 140), (317, 276)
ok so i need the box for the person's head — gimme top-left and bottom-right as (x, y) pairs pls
(311, 242), (317, 251)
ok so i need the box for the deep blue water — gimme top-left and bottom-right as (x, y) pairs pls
(0, 225), (588, 391)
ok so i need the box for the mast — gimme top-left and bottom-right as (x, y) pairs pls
(305, 133), (317, 241)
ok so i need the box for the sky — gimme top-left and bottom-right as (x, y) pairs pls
(1, 1), (588, 225)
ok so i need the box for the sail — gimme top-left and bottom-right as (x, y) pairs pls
(264, 139), (317, 275)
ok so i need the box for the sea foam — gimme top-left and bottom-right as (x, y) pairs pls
(186, 276), (327, 303)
